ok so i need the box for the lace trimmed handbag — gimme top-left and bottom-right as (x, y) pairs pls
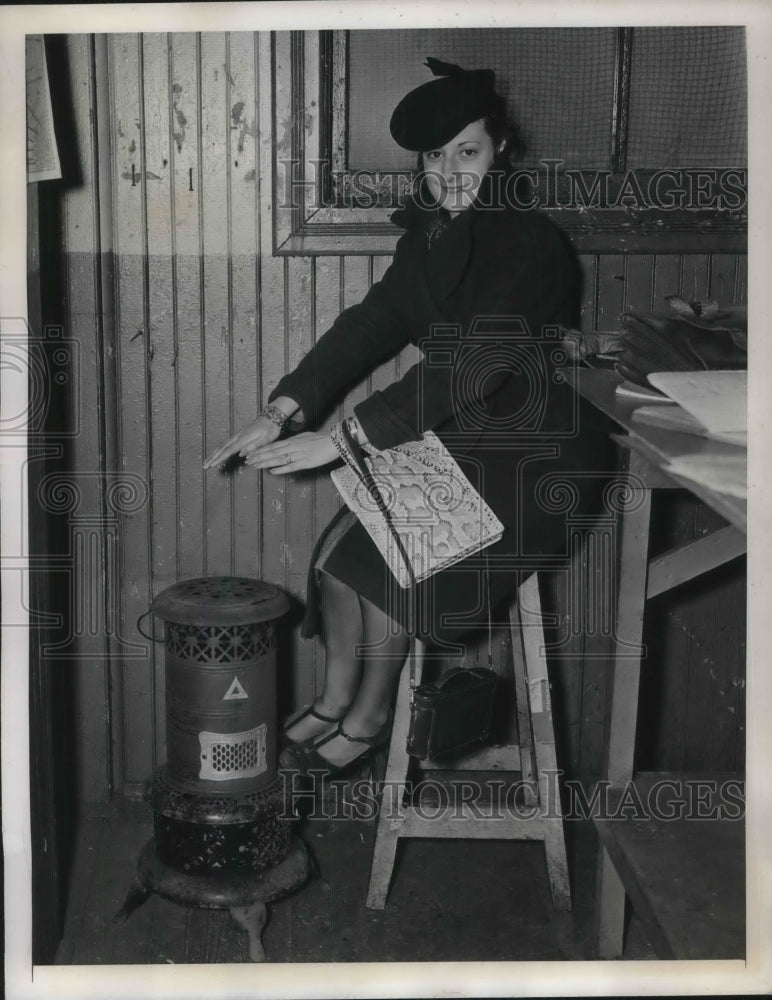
(330, 421), (500, 759)
(329, 425), (503, 588)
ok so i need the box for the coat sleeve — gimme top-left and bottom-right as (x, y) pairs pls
(268, 232), (414, 429)
(354, 216), (580, 449)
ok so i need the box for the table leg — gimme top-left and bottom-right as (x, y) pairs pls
(596, 465), (652, 958)
(604, 477), (652, 786)
(596, 845), (627, 958)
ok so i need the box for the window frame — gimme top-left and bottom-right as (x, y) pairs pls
(272, 29), (747, 256)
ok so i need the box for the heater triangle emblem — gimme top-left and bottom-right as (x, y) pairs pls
(223, 676), (249, 700)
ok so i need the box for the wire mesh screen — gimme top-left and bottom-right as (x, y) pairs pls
(345, 26), (747, 173)
(626, 27), (747, 168)
(347, 28), (618, 170)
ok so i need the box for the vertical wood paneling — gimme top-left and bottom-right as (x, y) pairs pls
(228, 33), (261, 578)
(142, 33), (176, 762)
(369, 256), (401, 396)
(651, 253), (681, 308)
(341, 256), (372, 406)
(285, 255), (317, 705)
(577, 253), (597, 328)
(622, 254), (655, 312)
(94, 34), (126, 795)
(170, 32), (205, 582)
(734, 254), (747, 304)
(311, 255), (344, 695)
(258, 33), (293, 700)
(200, 33), (232, 575)
(710, 252), (746, 307)
(61, 35), (111, 802)
(709, 253), (738, 304)
(679, 254), (711, 303)
(594, 254), (627, 328)
(110, 33), (155, 784)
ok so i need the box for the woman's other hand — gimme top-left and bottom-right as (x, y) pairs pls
(243, 432), (339, 474)
(203, 416), (282, 469)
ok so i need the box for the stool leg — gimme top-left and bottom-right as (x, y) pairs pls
(366, 641), (425, 909)
(519, 573), (571, 911)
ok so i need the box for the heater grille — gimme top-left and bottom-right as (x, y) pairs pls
(166, 622), (274, 663)
(199, 724), (267, 781)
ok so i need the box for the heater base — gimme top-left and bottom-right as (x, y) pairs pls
(114, 836), (311, 962)
(151, 767), (292, 875)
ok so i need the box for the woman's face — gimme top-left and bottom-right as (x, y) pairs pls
(422, 118), (498, 215)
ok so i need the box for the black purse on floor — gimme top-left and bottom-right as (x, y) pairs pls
(406, 665), (497, 761)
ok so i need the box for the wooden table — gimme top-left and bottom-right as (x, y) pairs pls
(563, 367), (747, 960)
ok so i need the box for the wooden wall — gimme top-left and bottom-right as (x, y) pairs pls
(46, 32), (747, 801)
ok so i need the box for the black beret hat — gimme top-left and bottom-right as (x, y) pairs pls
(389, 57), (500, 152)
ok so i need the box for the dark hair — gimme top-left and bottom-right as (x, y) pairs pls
(415, 106), (527, 172)
(482, 108), (527, 168)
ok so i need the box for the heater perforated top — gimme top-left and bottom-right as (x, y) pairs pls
(151, 576), (289, 626)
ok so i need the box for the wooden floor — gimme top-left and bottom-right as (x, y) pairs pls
(53, 794), (659, 965)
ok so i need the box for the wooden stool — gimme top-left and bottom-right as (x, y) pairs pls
(366, 571), (571, 911)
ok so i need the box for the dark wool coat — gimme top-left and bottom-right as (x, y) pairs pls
(270, 169), (614, 650)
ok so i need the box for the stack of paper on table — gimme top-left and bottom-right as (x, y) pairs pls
(632, 370), (747, 446)
(662, 453), (747, 499)
(631, 370), (747, 499)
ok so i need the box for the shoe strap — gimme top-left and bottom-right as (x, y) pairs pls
(308, 705), (343, 724)
(338, 724), (383, 747)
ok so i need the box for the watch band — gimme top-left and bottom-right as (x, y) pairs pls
(258, 404), (290, 430)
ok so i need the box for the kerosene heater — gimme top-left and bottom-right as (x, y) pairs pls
(115, 577), (310, 961)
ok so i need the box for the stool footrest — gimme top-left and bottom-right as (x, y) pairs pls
(366, 572), (572, 914)
(387, 808), (547, 839)
(419, 745), (522, 771)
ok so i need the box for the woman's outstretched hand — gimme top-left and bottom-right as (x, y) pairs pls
(203, 416), (281, 470)
(243, 431), (339, 474)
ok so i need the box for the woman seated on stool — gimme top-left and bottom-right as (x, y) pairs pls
(205, 59), (610, 775)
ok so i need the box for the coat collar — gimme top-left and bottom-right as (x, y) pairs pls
(391, 167), (511, 306)
(390, 164), (510, 232)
